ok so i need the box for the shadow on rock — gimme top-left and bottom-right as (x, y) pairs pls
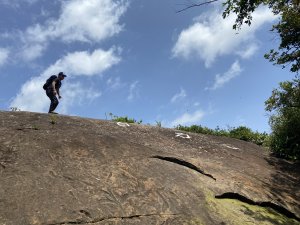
(264, 156), (300, 217)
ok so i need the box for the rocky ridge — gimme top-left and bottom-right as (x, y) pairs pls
(0, 111), (299, 225)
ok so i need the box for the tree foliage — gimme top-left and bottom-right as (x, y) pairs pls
(265, 78), (300, 159)
(108, 113), (143, 124)
(176, 124), (269, 146)
(222, 0), (300, 72)
(264, 6), (300, 72)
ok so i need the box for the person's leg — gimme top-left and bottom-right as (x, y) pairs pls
(46, 91), (59, 113)
(49, 95), (59, 112)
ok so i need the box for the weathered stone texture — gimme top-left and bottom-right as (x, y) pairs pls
(0, 111), (299, 225)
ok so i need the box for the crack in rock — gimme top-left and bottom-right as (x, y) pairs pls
(46, 213), (179, 225)
(152, 156), (216, 181)
(0, 162), (5, 169)
(16, 127), (39, 131)
(215, 192), (300, 222)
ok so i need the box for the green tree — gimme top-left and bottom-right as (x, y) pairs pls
(264, 6), (300, 72)
(229, 126), (254, 142)
(222, 0), (300, 73)
(265, 78), (300, 159)
(109, 113), (143, 124)
(176, 124), (269, 145)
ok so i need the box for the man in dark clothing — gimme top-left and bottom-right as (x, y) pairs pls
(46, 72), (67, 114)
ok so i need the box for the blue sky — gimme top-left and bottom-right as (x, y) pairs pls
(0, 0), (295, 132)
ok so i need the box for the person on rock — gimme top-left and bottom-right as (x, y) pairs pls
(44, 72), (67, 114)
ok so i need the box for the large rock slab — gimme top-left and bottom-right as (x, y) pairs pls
(0, 111), (299, 225)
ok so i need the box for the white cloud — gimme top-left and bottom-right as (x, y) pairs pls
(10, 76), (49, 112)
(127, 81), (139, 101)
(59, 83), (102, 114)
(237, 44), (259, 59)
(26, 0), (128, 42)
(107, 76), (124, 90)
(0, 48), (9, 66)
(21, 44), (46, 61)
(207, 60), (242, 90)
(20, 0), (128, 60)
(10, 48), (120, 112)
(43, 47), (121, 76)
(171, 110), (205, 127)
(171, 88), (187, 103)
(58, 0), (128, 42)
(172, 7), (276, 67)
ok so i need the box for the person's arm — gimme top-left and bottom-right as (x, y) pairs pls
(51, 79), (58, 95)
(57, 88), (61, 99)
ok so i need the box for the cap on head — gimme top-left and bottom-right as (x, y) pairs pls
(58, 72), (67, 77)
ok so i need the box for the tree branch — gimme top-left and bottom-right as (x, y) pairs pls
(176, 0), (219, 13)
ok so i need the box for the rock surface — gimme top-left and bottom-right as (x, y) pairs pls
(0, 111), (299, 225)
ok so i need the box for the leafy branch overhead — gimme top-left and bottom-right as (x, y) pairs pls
(176, 0), (219, 13)
(179, 0), (300, 73)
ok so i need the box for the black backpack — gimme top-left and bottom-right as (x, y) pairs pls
(43, 75), (57, 90)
